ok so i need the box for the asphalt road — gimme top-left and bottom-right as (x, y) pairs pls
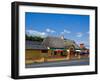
(26, 58), (89, 68)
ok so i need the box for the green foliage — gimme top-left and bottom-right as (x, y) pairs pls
(26, 34), (44, 42)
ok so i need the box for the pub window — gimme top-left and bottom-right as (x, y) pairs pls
(54, 51), (57, 55)
(41, 50), (48, 53)
(61, 51), (63, 56)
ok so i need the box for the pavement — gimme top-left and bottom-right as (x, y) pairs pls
(25, 58), (89, 68)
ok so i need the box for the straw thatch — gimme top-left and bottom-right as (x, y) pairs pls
(42, 36), (65, 48)
(42, 36), (80, 49)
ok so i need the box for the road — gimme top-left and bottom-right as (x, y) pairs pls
(26, 58), (89, 68)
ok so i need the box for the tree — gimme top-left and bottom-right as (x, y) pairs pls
(25, 34), (44, 42)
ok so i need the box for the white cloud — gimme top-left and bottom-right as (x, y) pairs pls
(46, 28), (55, 33)
(76, 32), (83, 37)
(26, 30), (47, 37)
(46, 28), (50, 32)
(61, 29), (71, 35)
(64, 29), (71, 33)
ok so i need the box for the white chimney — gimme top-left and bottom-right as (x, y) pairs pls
(61, 35), (64, 40)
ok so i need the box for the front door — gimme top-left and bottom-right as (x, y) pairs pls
(69, 46), (75, 59)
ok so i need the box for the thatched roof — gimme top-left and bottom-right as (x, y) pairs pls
(26, 37), (80, 50)
(42, 36), (80, 49)
(26, 41), (48, 50)
(42, 36), (65, 48)
(64, 39), (80, 49)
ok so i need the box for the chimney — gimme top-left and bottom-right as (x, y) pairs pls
(80, 43), (84, 49)
(60, 35), (64, 40)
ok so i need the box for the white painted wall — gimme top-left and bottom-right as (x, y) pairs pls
(0, 0), (99, 81)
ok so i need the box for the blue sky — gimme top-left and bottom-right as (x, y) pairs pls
(25, 12), (90, 48)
